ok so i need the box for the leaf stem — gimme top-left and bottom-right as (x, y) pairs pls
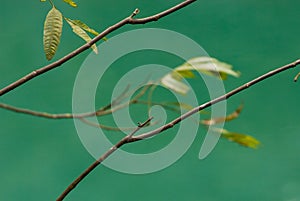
(48, 0), (55, 7)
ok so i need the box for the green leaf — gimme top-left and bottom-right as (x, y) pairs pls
(164, 102), (194, 111)
(43, 7), (63, 61)
(40, 0), (47, 2)
(176, 57), (240, 80)
(65, 17), (98, 54)
(161, 56), (239, 95)
(161, 73), (189, 95)
(201, 104), (243, 125)
(214, 128), (260, 149)
(63, 0), (77, 7)
(66, 19), (98, 35)
(65, 19), (108, 41)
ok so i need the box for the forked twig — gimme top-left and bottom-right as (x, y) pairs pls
(56, 117), (153, 201)
(59, 59), (300, 200)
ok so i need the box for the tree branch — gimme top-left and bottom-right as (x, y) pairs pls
(0, 0), (197, 96)
(0, 83), (150, 119)
(130, 59), (300, 141)
(58, 58), (300, 200)
(56, 117), (153, 201)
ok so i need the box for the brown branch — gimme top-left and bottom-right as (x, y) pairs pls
(58, 58), (300, 200)
(56, 117), (153, 201)
(0, 0), (197, 96)
(0, 83), (150, 119)
(130, 59), (300, 141)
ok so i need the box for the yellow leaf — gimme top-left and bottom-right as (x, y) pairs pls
(66, 19), (98, 35)
(213, 128), (260, 149)
(63, 0), (77, 7)
(65, 18), (98, 54)
(43, 7), (63, 61)
(201, 104), (243, 125)
(65, 19), (107, 41)
(160, 57), (239, 95)
(176, 57), (240, 80)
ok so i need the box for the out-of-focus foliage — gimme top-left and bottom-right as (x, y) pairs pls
(201, 104), (243, 125)
(215, 128), (260, 149)
(161, 57), (240, 94)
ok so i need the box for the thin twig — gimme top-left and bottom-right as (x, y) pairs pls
(0, 83), (150, 119)
(135, 99), (182, 113)
(56, 117), (153, 201)
(130, 59), (300, 141)
(0, 0), (197, 96)
(79, 118), (137, 131)
(294, 72), (300, 82)
(98, 84), (131, 111)
(58, 58), (300, 200)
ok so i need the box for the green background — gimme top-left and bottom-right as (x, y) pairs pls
(1, 0), (300, 200)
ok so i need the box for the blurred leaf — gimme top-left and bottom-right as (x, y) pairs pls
(165, 102), (194, 111)
(65, 17), (98, 54)
(43, 6), (63, 60)
(201, 104), (243, 125)
(161, 73), (189, 95)
(40, 0), (46, 2)
(214, 128), (260, 149)
(161, 57), (239, 95)
(177, 56), (240, 80)
(177, 70), (195, 78)
(63, 0), (77, 7)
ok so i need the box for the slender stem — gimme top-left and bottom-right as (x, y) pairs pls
(58, 58), (300, 201)
(130, 59), (300, 141)
(48, 0), (54, 7)
(56, 117), (153, 201)
(0, 0), (197, 96)
(0, 83), (150, 119)
(294, 72), (300, 82)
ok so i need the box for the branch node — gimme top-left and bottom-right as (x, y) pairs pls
(131, 8), (140, 18)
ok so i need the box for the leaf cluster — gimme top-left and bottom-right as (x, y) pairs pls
(41, 0), (104, 60)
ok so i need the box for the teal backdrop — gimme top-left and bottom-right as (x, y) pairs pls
(1, 0), (300, 200)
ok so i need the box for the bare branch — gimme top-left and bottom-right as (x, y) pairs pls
(130, 59), (300, 141)
(0, 0), (197, 96)
(0, 83), (150, 119)
(58, 58), (300, 200)
(56, 117), (153, 201)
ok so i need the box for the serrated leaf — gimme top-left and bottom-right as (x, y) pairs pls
(65, 18), (98, 54)
(63, 0), (77, 7)
(201, 104), (243, 125)
(43, 7), (63, 61)
(214, 128), (260, 149)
